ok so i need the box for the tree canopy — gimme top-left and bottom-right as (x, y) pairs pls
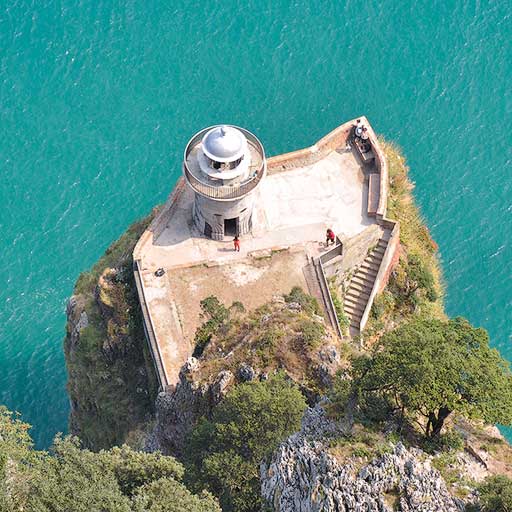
(0, 407), (219, 512)
(186, 372), (307, 512)
(354, 317), (512, 437)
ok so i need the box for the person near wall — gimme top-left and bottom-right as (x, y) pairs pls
(233, 236), (240, 252)
(326, 228), (336, 246)
(354, 118), (363, 138)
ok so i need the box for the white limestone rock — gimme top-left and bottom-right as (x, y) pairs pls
(261, 405), (464, 512)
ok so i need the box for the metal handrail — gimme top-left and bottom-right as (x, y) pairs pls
(183, 163), (265, 200)
(183, 125), (266, 201)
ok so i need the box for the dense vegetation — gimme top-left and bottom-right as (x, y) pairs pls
(65, 212), (159, 450)
(185, 374), (307, 512)
(0, 407), (220, 512)
(364, 141), (445, 339)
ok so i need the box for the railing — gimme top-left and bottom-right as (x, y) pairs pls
(313, 253), (344, 339)
(183, 163), (265, 200)
(183, 125), (266, 201)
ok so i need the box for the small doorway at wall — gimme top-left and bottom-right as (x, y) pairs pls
(224, 217), (238, 237)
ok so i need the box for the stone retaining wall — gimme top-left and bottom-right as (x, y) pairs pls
(266, 120), (354, 173)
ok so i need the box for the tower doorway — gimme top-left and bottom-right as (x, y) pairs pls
(224, 217), (238, 237)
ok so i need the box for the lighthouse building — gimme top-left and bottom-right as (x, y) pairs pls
(183, 125), (266, 240)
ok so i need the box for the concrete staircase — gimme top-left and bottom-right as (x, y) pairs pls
(344, 238), (388, 333)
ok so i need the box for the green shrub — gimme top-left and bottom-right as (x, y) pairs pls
(284, 287), (321, 316)
(422, 430), (464, 454)
(193, 296), (230, 357)
(478, 475), (512, 512)
(298, 319), (325, 349)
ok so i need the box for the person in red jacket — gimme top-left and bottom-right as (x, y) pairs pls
(326, 228), (335, 246)
(233, 236), (240, 252)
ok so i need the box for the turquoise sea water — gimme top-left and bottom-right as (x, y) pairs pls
(1, 2), (510, 447)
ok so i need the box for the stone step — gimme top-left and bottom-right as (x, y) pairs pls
(365, 249), (384, 261)
(358, 260), (380, 274)
(371, 247), (386, 258)
(351, 274), (375, 287)
(345, 309), (363, 322)
(346, 290), (371, 305)
(358, 265), (379, 278)
(369, 256), (383, 266)
(344, 291), (366, 303)
(362, 253), (382, 268)
(344, 298), (366, 313)
(303, 263), (325, 311)
(346, 283), (371, 297)
(348, 281), (373, 295)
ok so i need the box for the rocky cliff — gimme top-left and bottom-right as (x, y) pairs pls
(261, 405), (464, 512)
(64, 213), (159, 450)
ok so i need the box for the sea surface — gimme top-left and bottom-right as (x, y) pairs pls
(0, 1), (510, 447)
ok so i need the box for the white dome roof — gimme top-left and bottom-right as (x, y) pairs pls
(201, 125), (247, 163)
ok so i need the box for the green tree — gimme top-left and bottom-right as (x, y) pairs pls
(100, 444), (184, 496)
(28, 436), (132, 512)
(478, 475), (512, 512)
(355, 318), (512, 437)
(186, 373), (307, 512)
(0, 408), (219, 512)
(132, 478), (221, 512)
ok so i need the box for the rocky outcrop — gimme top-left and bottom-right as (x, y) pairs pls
(66, 295), (89, 353)
(148, 358), (234, 456)
(261, 406), (463, 512)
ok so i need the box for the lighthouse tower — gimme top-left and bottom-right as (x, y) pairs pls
(183, 125), (266, 240)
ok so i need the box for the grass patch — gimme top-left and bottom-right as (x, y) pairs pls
(327, 427), (393, 465)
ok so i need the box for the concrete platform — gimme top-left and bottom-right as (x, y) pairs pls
(136, 145), (378, 388)
(142, 148), (371, 271)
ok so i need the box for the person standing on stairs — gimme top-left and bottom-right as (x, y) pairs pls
(233, 236), (240, 252)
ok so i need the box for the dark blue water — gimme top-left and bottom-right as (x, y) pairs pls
(1, 1), (510, 447)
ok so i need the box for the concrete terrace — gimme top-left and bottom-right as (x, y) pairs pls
(143, 149), (371, 270)
(133, 118), (393, 389)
